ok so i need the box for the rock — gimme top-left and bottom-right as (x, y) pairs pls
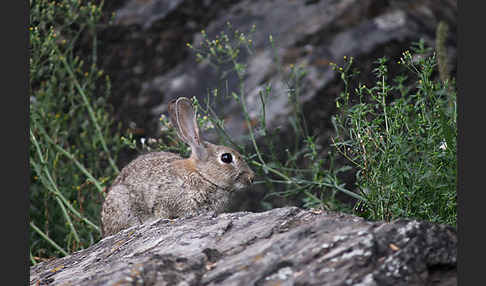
(99, 0), (457, 141)
(113, 0), (186, 30)
(29, 207), (457, 285)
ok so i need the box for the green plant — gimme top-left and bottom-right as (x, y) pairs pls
(331, 40), (457, 226)
(29, 0), (122, 264)
(164, 23), (357, 211)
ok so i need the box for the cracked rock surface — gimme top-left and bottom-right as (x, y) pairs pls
(30, 207), (456, 285)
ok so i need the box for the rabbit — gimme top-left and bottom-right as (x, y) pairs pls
(101, 97), (255, 237)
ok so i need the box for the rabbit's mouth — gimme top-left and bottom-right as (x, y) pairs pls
(232, 172), (254, 191)
(233, 181), (251, 191)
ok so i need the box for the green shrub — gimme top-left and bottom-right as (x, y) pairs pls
(179, 25), (456, 226)
(29, 0), (122, 264)
(331, 40), (457, 226)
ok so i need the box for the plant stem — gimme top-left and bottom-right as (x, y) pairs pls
(30, 222), (69, 257)
(382, 75), (389, 135)
(251, 160), (292, 182)
(30, 132), (82, 241)
(30, 129), (101, 233)
(235, 74), (266, 167)
(30, 251), (37, 265)
(33, 127), (105, 194)
(54, 43), (119, 174)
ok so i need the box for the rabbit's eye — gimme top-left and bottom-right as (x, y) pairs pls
(221, 153), (233, 164)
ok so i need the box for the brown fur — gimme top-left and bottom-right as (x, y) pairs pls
(101, 98), (255, 237)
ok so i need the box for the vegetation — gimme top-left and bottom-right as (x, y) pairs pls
(29, 2), (456, 265)
(331, 41), (456, 225)
(29, 0), (122, 264)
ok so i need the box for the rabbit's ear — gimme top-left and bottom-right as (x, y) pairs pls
(168, 97), (208, 160)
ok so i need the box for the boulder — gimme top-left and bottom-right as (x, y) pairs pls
(99, 0), (457, 141)
(30, 207), (457, 285)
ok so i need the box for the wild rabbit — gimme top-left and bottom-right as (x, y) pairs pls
(101, 97), (255, 237)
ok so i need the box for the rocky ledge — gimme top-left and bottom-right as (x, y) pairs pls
(30, 207), (456, 285)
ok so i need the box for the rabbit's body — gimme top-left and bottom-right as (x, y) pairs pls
(101, 97), (255, 237)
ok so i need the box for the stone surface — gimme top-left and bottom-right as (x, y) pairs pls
(99, 0), (457, 141)
(30, 207), (457, 285)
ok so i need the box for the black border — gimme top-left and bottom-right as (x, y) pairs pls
(457, 0), (478, 285)
(3, 0), (29, 284)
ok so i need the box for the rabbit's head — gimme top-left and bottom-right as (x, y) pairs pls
(168, 97), (255, 191)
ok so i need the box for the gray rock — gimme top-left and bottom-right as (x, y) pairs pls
(101, 0), (456, 141)
(113, 0), (186, 30)
(29, 207), (456, 285)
